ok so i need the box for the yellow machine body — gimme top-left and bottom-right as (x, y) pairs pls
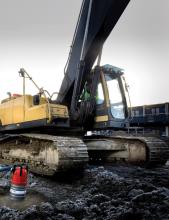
(0, 93), (88, 176)
(0, 95), (69, 129)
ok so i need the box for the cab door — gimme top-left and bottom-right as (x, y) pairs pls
(94, 69), (128, 130)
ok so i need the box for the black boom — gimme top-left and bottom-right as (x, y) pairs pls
(57, 0), (130, 121)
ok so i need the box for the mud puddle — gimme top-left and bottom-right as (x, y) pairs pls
(0, 190), (47, 211)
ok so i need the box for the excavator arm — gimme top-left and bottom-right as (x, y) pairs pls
(57, 0), (130, 122)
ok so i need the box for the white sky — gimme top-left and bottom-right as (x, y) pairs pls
(0, 0), (168, 106)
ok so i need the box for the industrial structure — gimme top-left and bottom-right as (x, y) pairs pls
(130, 103), (169, 137)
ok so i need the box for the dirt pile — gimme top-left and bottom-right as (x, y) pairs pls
(0, 165), (169, 219)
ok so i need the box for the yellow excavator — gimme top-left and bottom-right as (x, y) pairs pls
(0, 0), (168, 176)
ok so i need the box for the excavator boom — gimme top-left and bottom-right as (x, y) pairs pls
(57, 0), (130, 113)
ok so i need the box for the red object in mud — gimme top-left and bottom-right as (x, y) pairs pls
(12, 94), (22, 97)
(10, 165), (28, 199)
(11, 166), (28, 186)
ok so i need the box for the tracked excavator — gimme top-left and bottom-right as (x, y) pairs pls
(0, 0), (168, 176)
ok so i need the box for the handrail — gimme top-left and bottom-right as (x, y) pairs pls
(18, 68), (52, 123)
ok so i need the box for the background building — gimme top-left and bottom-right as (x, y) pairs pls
(130, 103), (169, 137)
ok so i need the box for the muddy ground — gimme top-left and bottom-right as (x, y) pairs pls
(1, 164), (169, 219)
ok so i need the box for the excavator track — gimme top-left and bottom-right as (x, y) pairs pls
(142, 137), (169, 165)
(0, 134), (88, 176)
(85, 136), (169, 166)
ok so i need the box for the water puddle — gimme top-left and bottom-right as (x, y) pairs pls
(0, 189), (47, 211)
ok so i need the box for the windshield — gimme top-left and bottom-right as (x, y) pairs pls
(105, 75), (125, 119)
(96, 82), (104, 105)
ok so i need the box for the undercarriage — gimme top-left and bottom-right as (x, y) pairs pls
(0, 133), (168, 176)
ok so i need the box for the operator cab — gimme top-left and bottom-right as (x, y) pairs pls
(94, 64), (128, 129)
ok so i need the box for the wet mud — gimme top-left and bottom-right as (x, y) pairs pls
(1, 164), (169, 219)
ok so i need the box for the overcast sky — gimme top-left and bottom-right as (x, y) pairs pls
(0, 0), (168, 106)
